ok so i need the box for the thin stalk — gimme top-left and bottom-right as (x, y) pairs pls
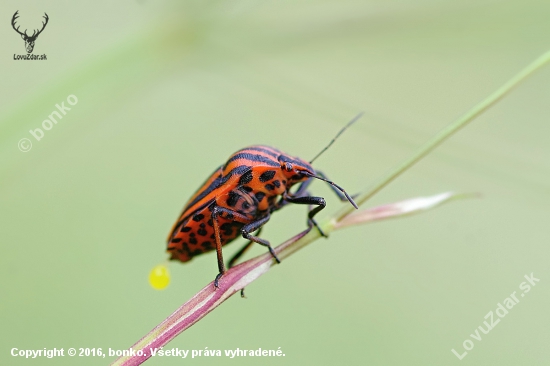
(335, 50), (550, 221)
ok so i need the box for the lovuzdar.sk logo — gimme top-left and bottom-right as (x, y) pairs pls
(12, 10), (48, 60)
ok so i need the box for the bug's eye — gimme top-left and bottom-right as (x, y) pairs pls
(284, 162), (293, 172)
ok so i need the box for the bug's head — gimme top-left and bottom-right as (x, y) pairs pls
(278, 154), (359, 210)
(278, 154), (315, 186)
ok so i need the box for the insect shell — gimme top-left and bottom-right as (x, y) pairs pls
(167, 145), (312, 257)
(166, 144), (357, 287)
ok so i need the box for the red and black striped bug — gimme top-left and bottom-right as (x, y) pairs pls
(167, 114), (362, 289)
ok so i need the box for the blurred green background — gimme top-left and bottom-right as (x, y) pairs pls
(1, 0), (549, 365)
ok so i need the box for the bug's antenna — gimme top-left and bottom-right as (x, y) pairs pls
(301, 171), (359, 209)
(309, 112), (364, 164)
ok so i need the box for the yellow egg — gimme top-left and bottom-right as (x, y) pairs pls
(149, 264), (170, 290)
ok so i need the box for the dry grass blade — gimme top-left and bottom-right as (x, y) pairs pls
(335, 192), (474, 229)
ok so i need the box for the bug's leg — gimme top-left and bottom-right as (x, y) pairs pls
(241, 214), (280, 263)
(228, 227), (262, 269)
(234, 216), (277, 298)
(273, 178), (313, 211)
(211, 207), (226, 289)
(211, 206), (251, 288)
(290, 177), (313, 198)
(315, 170), (357, 201)
(283, 194), (327, 237)
(228, 228), (262, 298)
(276, 178), (327, 237)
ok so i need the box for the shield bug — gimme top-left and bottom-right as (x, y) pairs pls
(167, 114), (362, 289)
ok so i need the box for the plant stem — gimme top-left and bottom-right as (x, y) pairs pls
(335, 50), (550, 221)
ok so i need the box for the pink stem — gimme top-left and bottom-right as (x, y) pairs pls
(112, 230), (310, 366)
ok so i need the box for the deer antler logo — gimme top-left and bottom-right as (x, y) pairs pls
(12, 11), (49, 54)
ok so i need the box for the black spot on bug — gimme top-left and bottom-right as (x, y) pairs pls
(181, 226), (191, 232)
(226, 212), (234, 220)
(191, 248), (203, 256)
(242, 201), (250, 210)
(255, 192), (266, 202)
(282, 180), (287, 185)
(272, 180), (280, 188)
(210, 234), (216, 239)
(193, 214), (204, 222)
(190, 232), (196, 237)
(259, 170), (276, 182)
(291, 174), (302, 181)
(171, 238), (182, 243)
(220, 223), (234, 236)
(207, 219), (213, 227)
(226, 191), (239, 207)
(189, 237), (197, 245)
(241, 186), (253, 192)
(199, 223), (205, 228)
(167, 246), (176, 250)
(239, 170), (253, 185)
(264, 183), (275, 191)
(201, 241), (212, 249)
(197, 228), (207, 236)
